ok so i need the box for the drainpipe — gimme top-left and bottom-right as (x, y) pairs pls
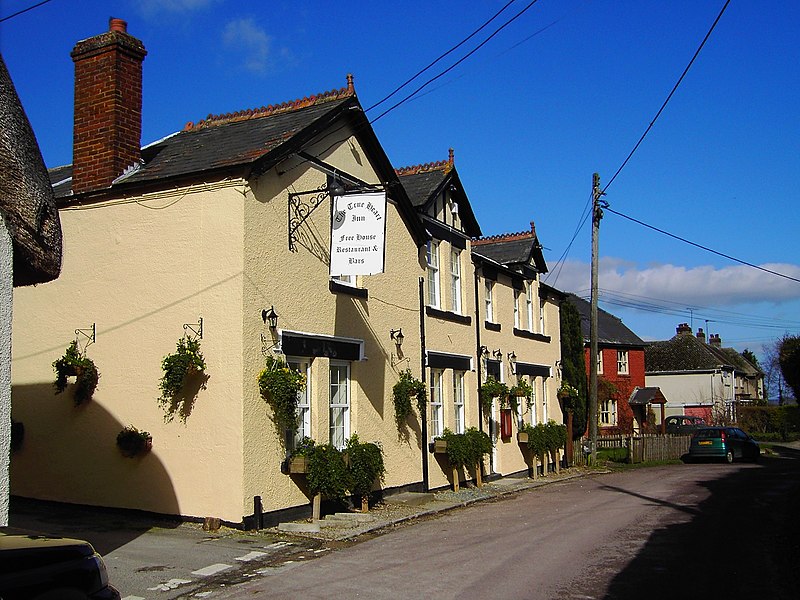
(418, 277), (429, 492)
(474, 265), (483, 429)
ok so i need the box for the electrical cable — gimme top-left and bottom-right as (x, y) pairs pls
(0, 0), (54, 24)
(365, 0), (517, 113)
(602, 0), (731, 195)
(605, 206), (800, 284)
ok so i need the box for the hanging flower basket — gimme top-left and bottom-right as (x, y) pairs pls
(558, 382), (579, 400)
(53, 341), (99, 405)
(392, 369), (427, 423)
(258, 356), (306, 439)
(116, 426), (153, 458)
(158, 337), (206, 421)
(480, 376), (509, 413)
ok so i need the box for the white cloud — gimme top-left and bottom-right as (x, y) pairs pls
(547, 258), (800, 307)
(221, 18), (275, 75)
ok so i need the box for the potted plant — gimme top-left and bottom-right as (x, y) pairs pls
(346, 434), (386, 512)
(53, 341), (99, 405)
(116, 426), (152, 458)
(480, 376), (509, 414)
(158, 337), (206, 421)
(558, 381), (579, 400)
(258, 356), (306, 441)
(392, 369), (427, 423)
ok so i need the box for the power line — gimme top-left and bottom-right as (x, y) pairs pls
(602, 0), (731, 194)
(370, 0), (543, 124)
(604, 206), (800, 284)
(365, 0), (517, 113)
(0, 0), (54, 24)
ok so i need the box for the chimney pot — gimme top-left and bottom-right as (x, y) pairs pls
(696, 328), (706, 342)
(109, 18), (127, 33)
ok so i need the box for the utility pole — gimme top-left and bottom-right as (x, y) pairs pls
(589, 173), (606, 464)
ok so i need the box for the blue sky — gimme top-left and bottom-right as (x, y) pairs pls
(2, 0), (799, 361)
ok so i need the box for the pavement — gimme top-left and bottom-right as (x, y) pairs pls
(271, 465), (598, 541)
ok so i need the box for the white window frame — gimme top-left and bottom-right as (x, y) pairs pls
(600, 398), (617, 425)
(514, 290), (521, 329)
(427, 241), (440, 308)
(332, 274), (355, 286)
(287, 358), (311, 448)
(453, 370), (465, 434)
(542, 378), (548, 422)
(450, 249), (462, 314)
(430, 369), (444, 439)
(526, 282), (534, 332)
(617, 350), (629, 375)
(529, 377), (538, 425)
(539, 298), (546, 334)
(329, 361), (350, 449)
(597, 351), (604, 374)
(485, 279), (494, 322)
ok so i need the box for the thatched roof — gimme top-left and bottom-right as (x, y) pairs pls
(0, 54), (62, 286)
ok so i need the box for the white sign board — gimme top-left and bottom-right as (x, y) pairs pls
(329, 192), (387, 276)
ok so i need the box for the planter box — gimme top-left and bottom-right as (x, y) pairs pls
(517, 431), (529, 443)
(433, 439), (448, 454)
(288, 456), (309, 474)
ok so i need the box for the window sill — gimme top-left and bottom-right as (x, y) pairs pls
(485, 321), (501, 332)
(513, 328), (550, 343)
(329, 280), (368, 299)
(426, 306), (472, 325)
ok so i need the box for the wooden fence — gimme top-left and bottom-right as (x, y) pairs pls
(569, 434), (691, 466)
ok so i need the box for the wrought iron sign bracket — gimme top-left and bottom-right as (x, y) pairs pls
(288, 184), (332, 252)
(74, 323), (96, 352)
(183, 317), (203, 340)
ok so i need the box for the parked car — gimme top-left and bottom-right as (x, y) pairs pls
(0, 533), (120, 599)
(665, 415), (706, 434)
(688, 426), (760, 463)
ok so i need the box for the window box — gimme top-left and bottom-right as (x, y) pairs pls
(517, 431), (529, 444)
(287, 456), (309, 474)
(433, 439), (448, 454)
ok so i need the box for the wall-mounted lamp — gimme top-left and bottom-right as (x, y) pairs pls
(492, 349), (502, 359)
(329, 177), (346, 197)
(390, 328), (404, 348)
(508, 351), (517, 375)
(261, 306), (279, 330)
(479, 345), (489, 357)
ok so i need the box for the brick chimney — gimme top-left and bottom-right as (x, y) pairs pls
(71, 18), (146, 194)
(709, 334), (722, 348)
(696, 328), (706, 343)
(676, 323), (692, 335)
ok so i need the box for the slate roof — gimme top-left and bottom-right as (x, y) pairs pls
(396, 152), (481, 238)
(629, 387), (667, 405)
(51, 79), (359, 199)
(645, 332), (756, 373)
(472, 225), (548, 274)
(565, 293), (646, 347)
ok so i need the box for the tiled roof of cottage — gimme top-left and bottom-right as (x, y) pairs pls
(565, 293), (646, 347)
(472, 224), (548, 274)
(51, 77), (358, 199)
(645, 331), (756, 373)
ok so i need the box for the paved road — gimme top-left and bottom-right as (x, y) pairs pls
(206, 455), (800, 600)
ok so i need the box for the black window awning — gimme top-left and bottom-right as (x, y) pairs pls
(516, 362), (550, 378)
(427, 351), (471, 371)
(281, 332), (362, 361)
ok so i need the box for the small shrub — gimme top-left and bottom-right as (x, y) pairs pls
(346, 434), (385, 506)
(307, 443), (351, 502)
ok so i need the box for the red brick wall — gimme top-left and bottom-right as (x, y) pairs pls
(584, 346), (646, 434)
(71, 26), (146, 194)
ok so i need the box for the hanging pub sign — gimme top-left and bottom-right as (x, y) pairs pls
(329, 192), (387, 276)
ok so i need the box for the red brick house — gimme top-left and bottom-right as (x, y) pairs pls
(566, 294), (651, 434)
